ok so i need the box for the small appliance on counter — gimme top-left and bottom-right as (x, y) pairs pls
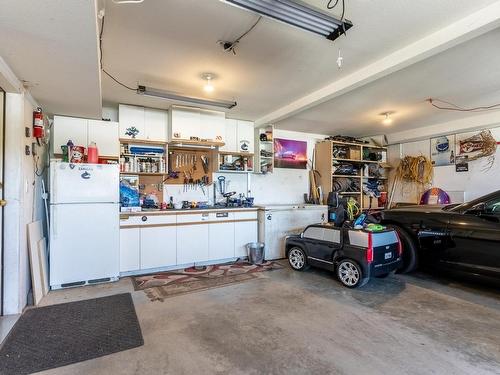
(49, 162), (120, 288)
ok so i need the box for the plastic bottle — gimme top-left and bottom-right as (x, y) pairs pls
(87, 141), (99, 164)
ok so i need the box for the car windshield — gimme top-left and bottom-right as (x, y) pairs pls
(446, 190), (500, 213)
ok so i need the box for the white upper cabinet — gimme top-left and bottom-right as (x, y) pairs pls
(220, 119), (255, 153)
(119, 104), (146, 140)
(169, 106), (201, 141)
(119, 104), (168, 142)
(52, 116), (88, 153)
(88, 120), (119, 157)
(144, 108), (168, 142)
(237, 120), (254, 153)
(53, 116), (119, 157)
(220, 119), (237, 152)
(199, 109), (225, 143)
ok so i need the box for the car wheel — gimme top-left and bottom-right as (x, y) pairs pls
(389, 225), (418, 274)
(336, 259), (368, 288)
(288, 247), (308, 271)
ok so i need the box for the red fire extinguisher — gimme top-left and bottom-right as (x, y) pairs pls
(33, 107), (44, 139)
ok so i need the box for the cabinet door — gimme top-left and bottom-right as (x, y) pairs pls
(220, 119), (238, 152)
(235, 220), (258, 258)
(170, 107), (200, 141)
(140, 226), (177, 269)
(176, 224), (209, 264)
(52, 116), (88, 154)
(209, 222), (235, 260)
(119, 104), (145, 140)
(237, 120), (255, 153)
(120, 227), (140, 272)
(88, 120), (119, 157)
(144, 108), (168, 142)
(200, 110), (225, 143)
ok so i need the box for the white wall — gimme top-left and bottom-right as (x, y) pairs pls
(160, 129), (326, 206)
(3, 92), (48, 315)
(387, 118), (500, 205)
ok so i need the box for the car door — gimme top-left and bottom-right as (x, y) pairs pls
(444, 198), (500, 277)
(303, 226), (341, 263)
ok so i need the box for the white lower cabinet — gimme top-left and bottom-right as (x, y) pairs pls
(209, 222), (235, 260)
(120, 228), (140, 272)
(176, 224), (209, 264)
(235, 221), (258, 258)
(140, 226), (177, 269)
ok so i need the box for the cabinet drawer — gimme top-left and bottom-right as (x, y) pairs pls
(234, 211), (258, 220)
(177, 212), (210, 224)
(120, 214), (176, 227)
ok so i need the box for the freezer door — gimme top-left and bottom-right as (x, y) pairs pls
(49, 203), (119, 286)
(50, 162), (119, 203)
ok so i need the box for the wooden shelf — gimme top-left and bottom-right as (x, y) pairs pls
(120, 172), (167, 176)
(120, 138), (168, 145)
(218, 151), (254, 156)
(333, 174), (361, 178)
(169, 139), (225, 148)
(217, 169), (254, 174)
(363, 176), (388, 179)
(340, 192), (362, 195)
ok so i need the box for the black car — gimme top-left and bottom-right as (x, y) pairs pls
(285, 224), (402, 288)
(381, 190), (500, 282)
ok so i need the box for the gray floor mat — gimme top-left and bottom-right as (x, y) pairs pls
(0, 293), (143, 375)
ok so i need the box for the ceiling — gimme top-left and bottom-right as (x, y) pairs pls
(100, 0), (500, 121)
(0, 0), (101, 118)
(276, 26), (500, 136)
(1, 0), (500, 135)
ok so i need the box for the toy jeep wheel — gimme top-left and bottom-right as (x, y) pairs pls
(288, 247), (308, 271)
(337, 259), (368, 288)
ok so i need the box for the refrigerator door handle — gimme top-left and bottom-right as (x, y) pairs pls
(52, 206), (57, 238)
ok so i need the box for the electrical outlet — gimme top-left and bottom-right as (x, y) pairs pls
(32, 142), (37, 156)
(25, 145), (31, 156)
(25, 127), (31, 138)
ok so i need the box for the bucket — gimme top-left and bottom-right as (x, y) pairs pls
(246, 242), (265, 265)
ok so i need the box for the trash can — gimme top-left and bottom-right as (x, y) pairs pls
(246, 242), (265, 265)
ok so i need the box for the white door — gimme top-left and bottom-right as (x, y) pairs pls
(237, 120), (255, 153)
(119, 228), (140, 272)
(50, 203), (119, 286)
(144, 108), (167, 142)
(0, 89), (4, 313)
(52, 116), (88, 154)
(200, 110), (225, 143)
(235, 221), (258, 258)
(88, 120), (119, 157)
(119, 104), (145, 140)
(170, 106), (200, 141)
(176, 224), (209, 264)
(50, 163), (119, 204)
(209, 222), (235, 260)
(220, 119), (238, 152)
(140, 226), (177, 269)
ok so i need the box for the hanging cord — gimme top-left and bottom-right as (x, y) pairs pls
(327, 0), (347, 36)
(427, 98), (500, 112)
(218, 17), (262, 55)
(99, 14), (136, 91)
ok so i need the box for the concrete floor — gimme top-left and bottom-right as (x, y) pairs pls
(33, 265), (500, 375)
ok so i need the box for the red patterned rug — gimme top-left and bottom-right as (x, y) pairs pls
(132, 261), (283, 301)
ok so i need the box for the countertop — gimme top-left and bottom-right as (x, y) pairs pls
(121, 206), (260, 216)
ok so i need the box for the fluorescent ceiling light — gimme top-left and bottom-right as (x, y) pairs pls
(222, 0), (352, 41)
(137, 85), (237, 109)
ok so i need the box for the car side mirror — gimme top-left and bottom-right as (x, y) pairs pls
(465, 203), (485, 216)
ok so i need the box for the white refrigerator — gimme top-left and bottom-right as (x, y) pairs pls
(49, 162), (120, 288)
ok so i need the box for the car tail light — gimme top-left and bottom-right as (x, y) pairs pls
(395, 231), (403, 256)
(366, 232), (374, 263)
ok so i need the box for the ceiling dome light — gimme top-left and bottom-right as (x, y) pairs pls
(202, 73), (215, 93)
(381, 112), (394, 125)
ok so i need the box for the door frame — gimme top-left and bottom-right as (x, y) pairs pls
(0, 87), (5, 315)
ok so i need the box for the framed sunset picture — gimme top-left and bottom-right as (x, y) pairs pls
(274, 138), (308, 169)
